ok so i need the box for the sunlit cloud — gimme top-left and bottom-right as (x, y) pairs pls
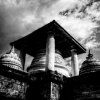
(59, 0), (100, 49)
(85, 39), (100, 49)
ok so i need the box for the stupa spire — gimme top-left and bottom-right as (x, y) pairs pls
(9, 45), (15, 54)
(86, 49), (93, 60)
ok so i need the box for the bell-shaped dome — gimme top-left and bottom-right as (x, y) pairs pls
(27, 49), (71, 77)
(80, 50), (100, 75)
(0, 46), (23, 71)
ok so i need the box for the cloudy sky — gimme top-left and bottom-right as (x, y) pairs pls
(0, 0), (100, 67)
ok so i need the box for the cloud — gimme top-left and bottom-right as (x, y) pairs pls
(59, 0), (100, 49)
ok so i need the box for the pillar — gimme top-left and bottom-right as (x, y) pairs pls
(46, 33), (55, 71)
(19, 49), (26, 71)
(71, 49), (79, 76)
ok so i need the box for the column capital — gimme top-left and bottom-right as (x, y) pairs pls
(48, 31), (55, 36)
(71, 45), (77, 53)
(71, 48), (77, 54)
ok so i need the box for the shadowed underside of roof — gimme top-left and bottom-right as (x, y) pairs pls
(10, 20), (86, 58)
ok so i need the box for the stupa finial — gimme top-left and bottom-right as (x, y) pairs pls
(86, 49), (93, 60)
(12, 45), (15, 53)
(9, 45), (15, 54)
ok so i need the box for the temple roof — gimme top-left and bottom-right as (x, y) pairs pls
(10, 20), (86, 58)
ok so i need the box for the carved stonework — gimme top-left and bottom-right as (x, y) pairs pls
(51, 82), (60, 100)
(41, 82), (60, 100)
(0, 75), (27, 99)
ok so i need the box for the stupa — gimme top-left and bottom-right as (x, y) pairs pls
(0, 46), (22, 71)
(80, 50), (100, 75)
(27, 49), (71, 77)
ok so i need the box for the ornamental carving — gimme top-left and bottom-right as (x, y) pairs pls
(0, 75), (27, 99)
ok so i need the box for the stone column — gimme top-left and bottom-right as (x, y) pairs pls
(46, 33), (55, 71)
(71, 49), (79, 76)
(19, 50), (26, 71)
